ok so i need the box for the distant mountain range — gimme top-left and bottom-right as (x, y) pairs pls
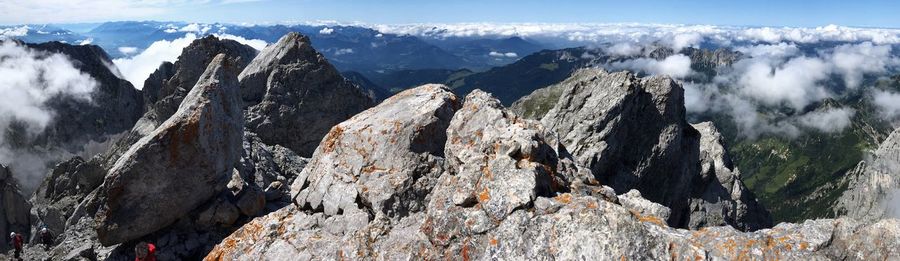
(1, 21), (552, 77)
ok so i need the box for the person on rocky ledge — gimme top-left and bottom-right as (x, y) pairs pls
(8, 232), (23, 260)
(135, 241), (157, 261)
(39, 226), (53, 250)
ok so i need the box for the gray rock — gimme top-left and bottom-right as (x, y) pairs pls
(196, 197), (240, 228)
(240, 32), (375, 157)
(618, 189), (671, 222)
(0, 165), (31, 252)
(235, 185), (266, 217)
(291, 84), (459, 222)
(29, 157), (104, 244)
(99, 35), (257, 169)
(690, 122), (771, 231)
(94, 53), (244, 245)
(835, 127), (900, 223)
(536, 68), (770, 230)
(422, 89), (571, 244)
(204, 82), (900, 261)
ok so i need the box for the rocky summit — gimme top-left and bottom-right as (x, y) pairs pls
(240, 32), (376, 157)
(206, 82), (900, 260)
(534, 68), (771, 231)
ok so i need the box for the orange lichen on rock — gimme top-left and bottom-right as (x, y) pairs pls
(629, 210), (666, 227)
(478, 188), (491, 202)
(322, 126), (344, 153)
(554, 193), (572, 204)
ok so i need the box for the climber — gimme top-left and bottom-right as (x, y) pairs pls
(134, 241), (157, 261)
(9, 232), (23, 260)
(39, 226), (53, 250)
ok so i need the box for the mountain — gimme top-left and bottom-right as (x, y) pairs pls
(0, 25), (87, 44)
(427, 36), (548, 68)
(361, 68), (473, 93)
(240, 32), (376, 157)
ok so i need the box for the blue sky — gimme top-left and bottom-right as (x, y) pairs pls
(2, 0), (900, 27)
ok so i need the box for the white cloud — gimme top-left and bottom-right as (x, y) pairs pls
(0, 41), (97, 191)
(319, 27), (334, 35)
(334, 48), (354, 55)
(826, 42), (898, 89)
(179, 23), (211, 34)
(216, 33), (267, 50)
(733, 56), (832, 110)
(735, 42), (800, 59)
(0, 26), (29, 38)
(78, 38), (93, 45)
(872, 89), (900, 120)
(371, 23), (900, 46)
(604, 42), (642, 56)
(609, 54), (693, 78)
(113, 33), (198, 90)
(118, 46), (139, 55)
(488, 51), (518, 58)
(796, 107), (855, 133)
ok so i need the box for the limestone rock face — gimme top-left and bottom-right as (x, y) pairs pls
(100, 36), (257, 169)
(240, 32), (376, 157)
(290, 84), (459, 222)
(0, 165), (31, 252)
(422, 89), (571, 246)
(690, 122), (771, 231)
(93, 54), (244, 245)
(29, 157), (104, 243)
(534, 68), (770, 230)
(836, 128), (900, 223)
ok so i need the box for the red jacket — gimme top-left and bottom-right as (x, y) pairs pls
(12, 234), (22, 249)
(135, 243), (157, 261)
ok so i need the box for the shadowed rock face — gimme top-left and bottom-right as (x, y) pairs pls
(836, 128), (900, 223)
(530, 68), (770, 230)
(240, 32), (376, 157)
(205, 85), (899, 261)
(0, 165), (30, 252)
(94, 54), (244, 246)
(23, 42), (144, 152)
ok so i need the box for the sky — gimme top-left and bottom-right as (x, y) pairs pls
(1, 0), (900, 28)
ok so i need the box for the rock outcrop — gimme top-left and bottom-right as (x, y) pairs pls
(290, 84), (459, 222)
(100, 36), (257, 168)
(691, 122), (771, 231)
(93, 53), (244, 245)
(0, 165), (30, 252)
(528, 68), (770, 230)
(240, 32), (376, 157)
(206, 85), (899, 260)
(835, 128), (900, 223)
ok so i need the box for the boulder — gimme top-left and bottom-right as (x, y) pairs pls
(291, 84), (459, 222)
(100, 36), (257, 169)
(93, 53), (244, 245)
(240, 32), (376, 157)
